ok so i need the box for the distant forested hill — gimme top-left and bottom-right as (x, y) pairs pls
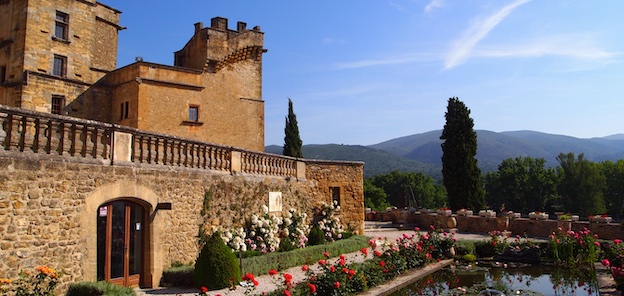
(266, 131), (624, 179)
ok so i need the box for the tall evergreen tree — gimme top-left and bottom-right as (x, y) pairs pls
(440, 97), (485, 211)
(283, 98), (303, 157)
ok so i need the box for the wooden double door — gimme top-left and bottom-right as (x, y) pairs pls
(97, 200), (145, 287)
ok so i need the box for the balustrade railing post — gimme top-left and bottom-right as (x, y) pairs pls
(69, 123), (77, 156)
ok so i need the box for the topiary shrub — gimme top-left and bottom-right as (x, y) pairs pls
(307, 225), (325, 246)
(193, 232), (241, 290)
(279, 237), (297, 252)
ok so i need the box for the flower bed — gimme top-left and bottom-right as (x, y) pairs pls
(258, 226), (456, 296)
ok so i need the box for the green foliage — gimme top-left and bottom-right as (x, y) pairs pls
(462, 254), (477, 262)
(546, 228), (600, 268)
(601, 239), (624, 289)
(557, 152), (606, 216)
(599, 160), (624, 220)
(279, 237), (297, 252)
(160, 265), (194, 287)
(484, 156), (558, 213)
(453, 240), (476, 256)
(193, 233), (241, 290)
(368, 171), (446, 209)
(240, 235), (369, 276)
(363, 179), (390, 211)
(1, 266), (60, 296)
(283, 98), (303, 158)
(66, 281), (136, 296)
(440, 97), (485, 211)
(308, 225), (325, 246)
(200, 191), (211, 216)
(474, 231), (509, 258)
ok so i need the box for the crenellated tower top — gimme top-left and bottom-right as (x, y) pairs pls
(174, 17), (266, 72)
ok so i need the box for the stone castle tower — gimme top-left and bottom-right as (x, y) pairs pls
(0, 1), (266, 151)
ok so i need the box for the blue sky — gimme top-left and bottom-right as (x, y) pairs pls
(102, 0), (623, 146)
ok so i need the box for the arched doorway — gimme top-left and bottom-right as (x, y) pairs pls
(96, 199), (146, 287)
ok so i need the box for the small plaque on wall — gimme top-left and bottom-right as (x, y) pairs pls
(268, 192), (282, 213)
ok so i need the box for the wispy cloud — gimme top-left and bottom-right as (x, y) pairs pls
(424, 0), (445, 15)
(444, 0), (532, 69)
(333, 53), (437, 70)
(474, 35), (620, 61)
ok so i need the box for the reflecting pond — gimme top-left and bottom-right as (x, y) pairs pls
(391, 262), (598, 296)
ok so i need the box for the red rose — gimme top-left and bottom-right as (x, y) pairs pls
(334, 281), (341, 289)
(200, 286), (208, 293)
(309, 283), (317, 293)
(283, 273), (293, 283)
(242, 273), (255, 281)
(269, 269), (278, 276)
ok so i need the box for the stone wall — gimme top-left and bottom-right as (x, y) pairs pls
(394, 212), (624, 240)
(0, 0), (120, 110)
(0, 150), (364, 291)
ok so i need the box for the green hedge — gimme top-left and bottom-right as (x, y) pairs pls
(65, 281), (136, 296)
(160, 235), (370, 287)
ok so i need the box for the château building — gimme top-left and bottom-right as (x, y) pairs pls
(0, 0), (265, 151)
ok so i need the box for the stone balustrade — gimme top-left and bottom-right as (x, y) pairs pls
(0, 105), (303, 178)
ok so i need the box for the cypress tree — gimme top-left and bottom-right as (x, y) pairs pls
(283, 98), (303, 157)
(440, 97), (485, 211)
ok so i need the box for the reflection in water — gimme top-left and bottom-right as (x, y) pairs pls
(393, 262), (598, 296)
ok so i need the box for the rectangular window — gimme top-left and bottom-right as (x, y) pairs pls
(188, 105), (199, 122)
(55, 11), (69, 40)
(51, 95), (65, 115)
(330, 187), (341, 207)
(53, 55), (67, 77)
(120, 101), (129, 120)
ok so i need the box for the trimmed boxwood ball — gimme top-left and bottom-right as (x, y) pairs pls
(308, 225), (325, 246)
(193, 233), (241, 290)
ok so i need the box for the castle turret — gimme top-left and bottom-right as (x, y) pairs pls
(174, 17), (265, 73)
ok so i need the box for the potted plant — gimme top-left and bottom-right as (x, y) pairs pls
(504, 211), (521, 219)
(529, 211), (548, 220)
(437, 207), (452, 216)
(557, 214), (573, 231)
(589, 214), (612, 223)
(479, 210), (496, 218)
(457, 208), (473, 216)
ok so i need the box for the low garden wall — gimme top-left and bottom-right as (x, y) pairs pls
(369, 210), (624, 240)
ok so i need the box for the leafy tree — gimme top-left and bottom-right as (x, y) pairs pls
(283, 98), (302, 157)
(484, 157), (558, 213)
(440, 97), (485, 211)
(369, 171), (446, 209)
(363, 179), (390, 211)
(556, 152), (606, 217)
(599, 160), (624, 219)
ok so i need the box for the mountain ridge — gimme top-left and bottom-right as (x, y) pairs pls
(266, 130), (624, 178)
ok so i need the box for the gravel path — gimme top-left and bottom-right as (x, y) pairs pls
(135, 230), (490, 296)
